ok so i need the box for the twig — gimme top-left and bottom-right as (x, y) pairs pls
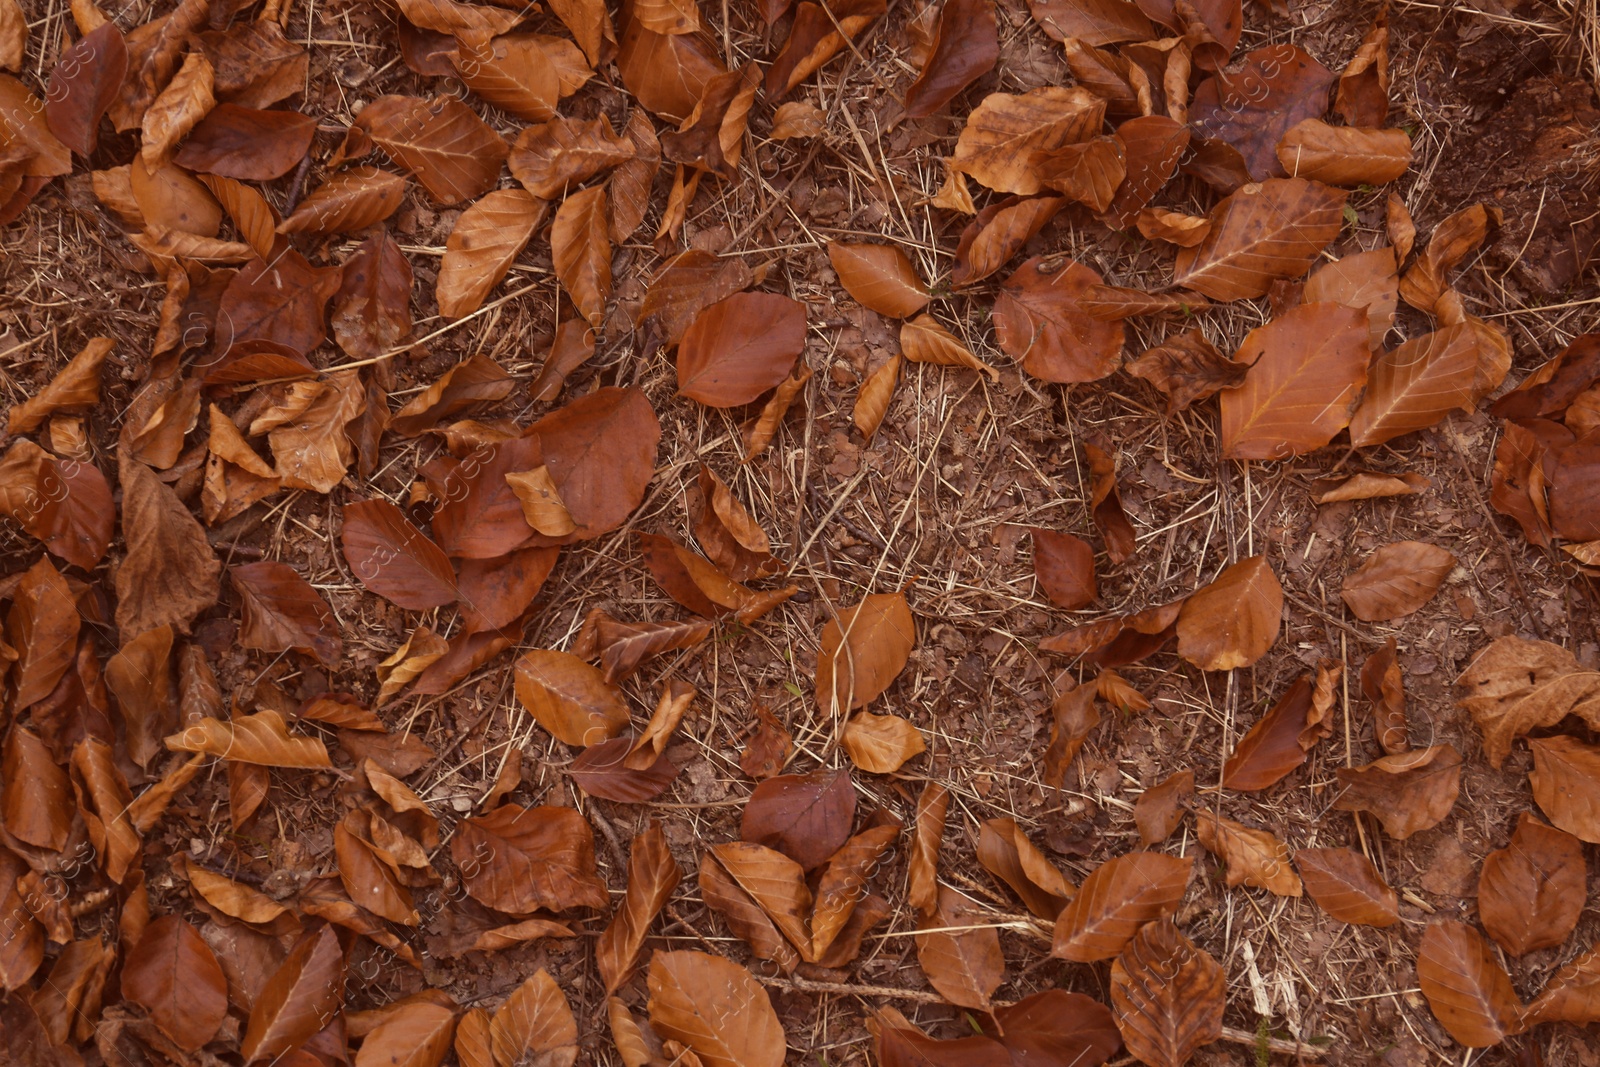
(1219, 1025), (1329, 1061)
(757, 975), (950, 1004)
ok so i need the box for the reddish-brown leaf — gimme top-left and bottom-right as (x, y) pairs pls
(828, 243), (930, 318)
(617, 17), (724, 121)
(392, 355), (515, 437)
(509, 115), (632, 200)
(597, 823), (682, 993)
(976, 818), (1076, 920)
(340, 499), (458, 610)
(952, 195), (1064, 287)
(646, 950), (787, 1067)
(1175, 555), (1282, 672)
(1340, 541), (1456, 622)
(1026, 0), (1152, 44)
(490, 969), (578, 1067)
(453, 32), (559, 123)
(230, 561), (341, 667)
(528, 386), (661, 542)
(1044, 682), (1101, 786)
(900, 313), (999, 379)
(764, 0), (883, 99)
(1173, 178), (1346, 301)
(241, 924), (346, 1064)
(356, 1000), (456, 1067)
(1, 726), (72, 851)
(335, 812), (417, 925)
(568, 736), (679, 803)
(1294, 847), (1399, 927)
(278, 166), (407, 235)
(740, 706), (794, 780)
(1417, 920), (1524, 1048)
(354, 95), (508, 204)
(1195, 812), (1302, 896)
(197, 19), (308, 111)
(676, 292), (806, 407)
(1333, 744), (1461, 839)
(1221, 669), (1335, 790)
(45, 22), (128, 158)
(423, 434), (540, 557)
(433, 189), (545, 320)
(1348, 320), (1509, 447)
(1360, 636), (1410, 754)
(115, 451), (221, 638)
(1102, 114), (1189, 227)
(1052, 851), (1192, 961)
(915, 885), (1004, 1010)
(514, 648), (630, 746)
(1031, 528), (1095, 609)
(1478, 813), (1584, 956)
(698, 850), (801, 972)
(1083, 435), (1136, 562)
(741, 769), (856, 871)
(1134, 769), (1192, 846)
(1109, 917), (1224, 1067)
(451, 804), (608, 913)
(1455, 635), (1600, 770)
(1126, 329), (1246, 414)
(173, 104), (314, 180)
(0, 848), (45, 990)
(1277, 119), (1411, 187)
(992, 257), (1125, 383)
(1190, 43), (1334, 180)
(333, 232), (413, 360)
(903, 0), (998, 120)
(1528, 734), (1600, 844)
(551, 184), (611, 328)
(1524, 944), (1600, 1027)
(218, 251), (341, 357)
(1038, 135), (1126, 212)
(952, 86), (1104, 195)
(815, 592), (915, 717)
(1219, 301), (1370, 459)
(456, 546), (558, 634)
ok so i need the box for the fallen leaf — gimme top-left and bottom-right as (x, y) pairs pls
(527, 386), (661, 541)
(810, 819), (900, 959)
(1398, 203), (1496, 314)
(951, 86), (1105, 195)
(551, 184), (611, 328)
(1293, 847), (1400, 927)
(842, 712), (926, 773)
(816, 592), (915, 717)
(335, 811), (417, 925)
(340, 498), (458, 610)
(490, 969), (577, 1067)
(710, 841), (813, 960)
(952, 194), (1064, 286)
(977, 817), (1076, 919)
(1303, 247), (1398, 351)
(1348, 319), (1510, 447)
(230, 561), (341, 667)
(646, 951), (787, 1067)
(1478, 812), (1584, 957)
(617, 18), (723, 121)
(828, 243), (930, 318)
(115, 451), (221, 638)
(1417, 920), (1524, 1048)
(333, 232), (413, 360)
(140, 51), (214, 168)
(1277, 119), (1411, 187)
(1102, 113), (1189, 226)
(356, 1000), (456, 1067)
(1039, 135), (1126, 211)
(1134, 769), (1192, 846)
(1312, 470), (1430, 503)
(1126, 329), (1245, 413)
(167, 709), (332, 768)
(278, 166), (408, 235)
(1135, 207), (1210, 246)
(511, 116), (630, 202)
(1025, 0), (1153, 44)
(0, 849), (44, 989)
(1195, 812), (1302, 896)
(530, 319), (597, 402)
(393, 0), (521, 37)
(1340, 540), (1455, 622)
(770, 101), (826, 138)
(877, 991), (1121, 1067)
(1489, 420), (1556, 548)
(453, 32), (558, 123)
(915, 885), (1004, 1010)
(1361, 637), (1409, 754)
(1524, 944), (1600, 1027)
(597, 823), (681, 993)
(740, 706), (793, 780)
(744, 363), (812, 458)
(425, 434), (541, 556)
(677, 292), (807, 407)
(1031, 527), (1096, 609)
(698, 850), (801, 972)
(568, 736), (679, 803)
(71, 738), (141, 883)
(611, 109), (660, 243)
(1220, 670), (1335, 789)
(902, 0), (999, 120)
(1, 726), (73, 850)
(354, 94), (508, 205)
(1175, 555), (1282, 672)
(1044, 682), (1101, 785)
(1528, 734), (1600, 844)
(435, 189), (545, 320)
(1190, 43), (1334, 179)
(1083, 435), (1136, 562)
(514, 649), (630, 746)
(1455, 635), (1600, 769)
(197, 20), (308, 111)
(1219, 301), (1370, 459)
(119, 914), (227, 1051)
(241, 924), (346, 1064)
(174, 104), (315, 180)
(741, 769), (855, 871)
(1109, 917), (1225, 1067)
(1052, 851), (1192, 961)
(690, 466), (779, 581)
(1333, 744), (1461, 839)
(103, 624), (174, 769)
(764, 0), (883, 99)
(1173, 177), (1346, 300)
(900, 313), (998, 379)
(45, 22), (128, 158)
(452, 804), (608, 913)
(219, 251), (341, 358)
(992, 257), (1125, 383)
(1336, 8), (1389, 127)
(1040, 597), (1183, 667)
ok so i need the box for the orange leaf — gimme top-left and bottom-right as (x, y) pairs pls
(1528, 734), (1600, 843)
(489, 969), (578, 1067)
(993, 257), (1124, 383)
(828, 242), (930, 318)
(174, 104), (316, 181)
(354, 94), (508, 205)
(241, 924), (346, 1064)
(1133, 769), (1192, 846)
(841, 712), (925, 773)
(122, 916), (228, 1051)
(1109, 917), (1225, 1067)
(454, 33), (558, 123)
(1052, 851), (1192, 962)
(1340, 540), (1455, 621)
(647, 950), (787, 1067)
(1173, 178), (1346, 301)
(514, 648), (629, 746)
(451, 803), (609, 913)
(1194, 812), (1302, 896)
(166, 709), (332, 768)
(677, 292), (807, 407)
(914, 885), (1004, 1009)
(597, 824), (682, 993)
(436, 188), (546, 320)
(1220, 668), (1335, 790)
(1277, 119), (1411, 187)
(1031, 527), (1095, 609)
(900, 313), (998, 379)
(1175, 555), (1282, 671)
(551, 184), (611, 328)
(1294, 847), (1399, 927)
(815, 592), (914, 716)
(951, 86), (1104, 195)
(1417, 920), (1524, 1048)
(1478, 812), (1584, 956)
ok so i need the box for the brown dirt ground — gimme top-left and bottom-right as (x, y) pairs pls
(5, 0), (1600, 1064)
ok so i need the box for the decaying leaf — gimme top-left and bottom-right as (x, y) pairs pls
(1110, 917), (1225, 1067)
(1527, 734), (1600, 844)
(1477, 812), (1584, 957)
(1052, 851), (1192, 961)
(1340, 540), (1456, 622)
(1195, 812), (1302, 896)
(1333, 744), (1461, 840)
(1456, 635), (1600, 769)
(1294, 847), (1399, 927)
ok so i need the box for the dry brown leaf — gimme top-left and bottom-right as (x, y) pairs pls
(900, 313), (998, 379)
(915, 886), (1004, 1009)
(1031, 527), (1096, 609)
(354, 94), (508, 204)
(1336, 8), (1389, 126)
(1219, 301), (1370, 459)
(1524, 944), (1600, 1027)
(1478, 812), (1584, 957)
(514, 648), (630, 747)
(551, 184), (611, 328)
(992, 257), (1125, 383)
(490, 969), (578, 1067)
(647, 950), (787, 1067)
(951, 195), (1064, 287)
(841, 712), (925, 773)
(741, 769), (855, 872)
(976, 817), (1076, 920)
(115, 451), (221, 638)
(816, 592), (915, 717)
(1110, 917), (1225, 1067)
(505, 466), (576, 537)
(1195, 812), (1302, 896)
(1052, 851), (1192, 962)
(451, 803), (608, 913)
(509, 114), (633, 198)
(1360, 636), (1409, 754)
(1136, 207), (1210, 246)
(1348, 319), (1510, 447)
(1038, 135), (1125, 212)
(122, 915), (228, 1051)
(1044, 682), (1101, 786)
(454, 33), (558, 123)
(1134, 769), (1192, 846)
(1294, 847), (1399, 927)
(1312, 470), (1430, 503)
(1340, 540), (1455, 622)
(166, 710), (332, 768)
(140, 51), (214, 168)
(902, 0), (998, 119)
(1417, 920), (1525, 1048)
(1398, 203), (1496, 314)
(1175, 555), (1283, 672)
(697, 850), (800, 972)
(1173, 177), (1346, 300)
(770, 100), (826, 138)
(436, 188), (545, 320)
(677, 291), (807, 406)
(597, 823), (681, 993)
(951, 86), (1105, 195)
(1455, 635), (1600, 769)
(1220, 668), (1336, 790)
(1528, 734), (1600, 844)
(1333, 744), (1461, 839)
(1277, 119), (1411, 186)
(828, 242), (929, 318)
